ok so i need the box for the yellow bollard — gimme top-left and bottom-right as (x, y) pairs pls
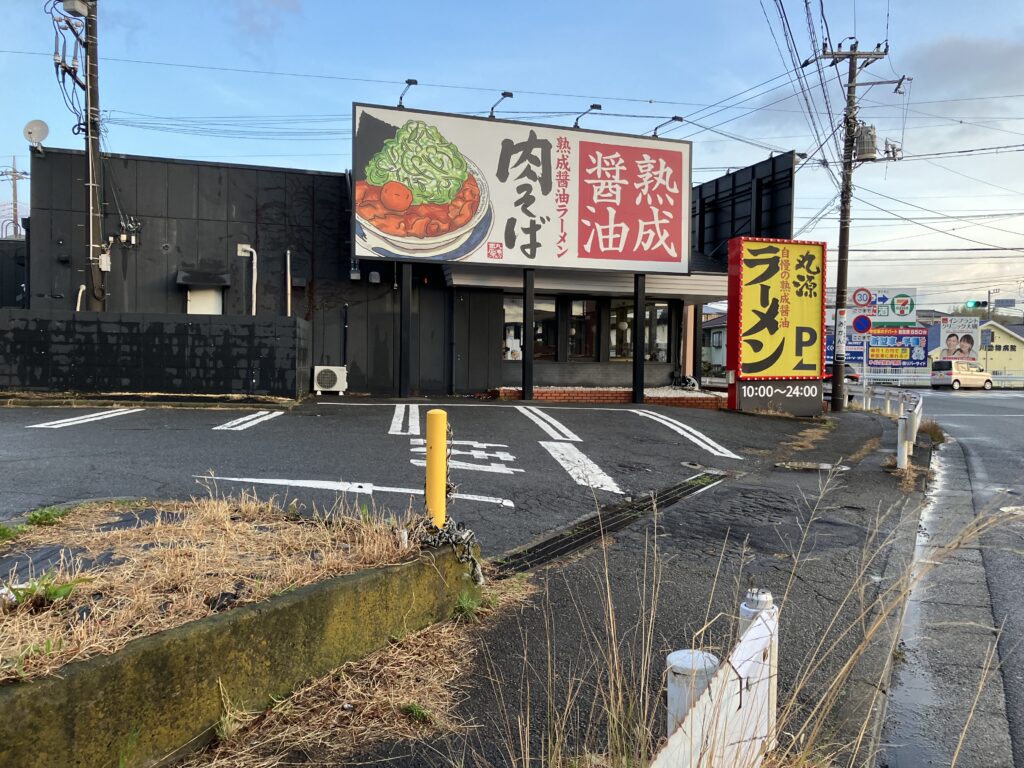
(425, 408), (447, 528)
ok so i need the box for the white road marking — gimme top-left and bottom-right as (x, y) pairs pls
(409, 438), (509, 448)
(410, 458), (524, 475)
(388, 404), (420, 435)
(539, 441), (622, 494)
(515, 405), (582, 441)
(212, 411), (283, 431)
(410, 445), (516, 462)
(636, 410), (742, 460)
(196, 474), (515, 508)
(27, 408), (145, 429)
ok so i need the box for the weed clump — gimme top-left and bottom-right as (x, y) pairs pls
(25, 506), (69, 527)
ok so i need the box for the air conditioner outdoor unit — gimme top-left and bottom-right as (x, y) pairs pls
(313, 365), (347, 396)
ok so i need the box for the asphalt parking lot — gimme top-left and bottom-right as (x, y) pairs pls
(0, 399), (814, 553)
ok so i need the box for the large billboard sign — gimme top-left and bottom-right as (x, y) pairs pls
(726, 237), (827, 415)
(867, 327), (929, 367)
(939, 316), (981, 362)
(352, 104), (691, 273)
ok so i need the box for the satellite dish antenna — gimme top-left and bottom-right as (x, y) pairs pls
(23, 120), (50, 147)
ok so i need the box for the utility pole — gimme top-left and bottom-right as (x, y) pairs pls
(826, 41), (888, 412)
(0, 157), (29, 238)
(84, 0), (105, 311)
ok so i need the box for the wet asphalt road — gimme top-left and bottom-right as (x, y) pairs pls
(918, 388), (1024, 765)
(0, 398), (813, 556)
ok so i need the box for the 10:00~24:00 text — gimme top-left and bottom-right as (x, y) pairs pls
(740, 384), (820, 399)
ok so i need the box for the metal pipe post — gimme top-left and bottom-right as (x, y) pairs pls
(425, 409), (447, 528)
(897, 416), (909, 469)
(666, 649), (719, 737)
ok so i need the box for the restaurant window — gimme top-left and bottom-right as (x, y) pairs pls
(533, 296), (557, 360)
(645, 302), (670, 362)
(609, 299), (633, 360)
(569, 300), (598, 360)
(502, 296), (524, 361)
(610, 300), (671, 361)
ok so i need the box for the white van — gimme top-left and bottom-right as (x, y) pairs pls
(930, 360), (993, 390)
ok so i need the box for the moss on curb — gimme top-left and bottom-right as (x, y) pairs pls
(0, 547), (478, 768)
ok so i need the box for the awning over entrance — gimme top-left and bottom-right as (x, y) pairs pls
(443, 264), (727, 302)
(175, 269), (231, 288)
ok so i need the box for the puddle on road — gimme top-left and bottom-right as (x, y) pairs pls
(880, 448), (948, 768)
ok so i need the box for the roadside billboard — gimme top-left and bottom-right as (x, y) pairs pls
(352, 104), (691, 273)
(848, 286), (917, 329)
(826, 335), (863, 364)
(866, 327), (929, 367)
(939, 316), (981, 362)
(726, 237), (827, 416)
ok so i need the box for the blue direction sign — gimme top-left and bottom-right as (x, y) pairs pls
(826, 335), (864, 364)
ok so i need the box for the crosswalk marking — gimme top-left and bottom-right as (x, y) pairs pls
(636, 410), (742, 460)
(212, 411), (283, 431)
(515, 405), (582, 441)
(389, 404), (420, 435)
(27, 408), (145, 429)
(539, 441), (622, 494)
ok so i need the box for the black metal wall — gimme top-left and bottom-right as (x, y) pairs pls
(0, 239), (27, 308)
(690, 151), (797, 272)
(0, 309), (310, 398)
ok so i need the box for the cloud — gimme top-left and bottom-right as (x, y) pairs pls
(901, 36), (1024, 99)
(223, 0), (303, 40)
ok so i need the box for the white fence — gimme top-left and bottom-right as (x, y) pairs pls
(652, 590), (779, 768)
(858, 368), (1024, 388)
(849, 386), (923, 469)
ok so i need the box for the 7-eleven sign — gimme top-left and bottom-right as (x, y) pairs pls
(892, 293), (915, 318)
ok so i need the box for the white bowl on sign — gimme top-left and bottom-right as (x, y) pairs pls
(357, 160), (491, 257)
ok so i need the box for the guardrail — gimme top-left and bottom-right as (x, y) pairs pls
(652, 589), (779, 768)
(848, 386), (923, 469)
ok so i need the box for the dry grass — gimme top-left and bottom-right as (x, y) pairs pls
(847, 436), (881, 463)
(182, 571), (538, 767)
(780, 423), (833, 453)
(920, 419), (945, 445)
(0, 492), (418, 683)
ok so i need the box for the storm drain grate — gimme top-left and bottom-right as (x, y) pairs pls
(492, 472), (726, 577)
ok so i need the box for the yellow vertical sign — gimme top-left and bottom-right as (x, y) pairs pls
(739, 239), (824, 379)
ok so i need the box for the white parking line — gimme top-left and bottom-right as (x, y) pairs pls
(212, 411), (283, 431)
(388, 404), (420, 435)
(636, 410), (742, 460)
(196, 474), (515, 507)
(539, 441), (622, 494)
(27, 408), (145, 429)
(515, 405), (582, 441)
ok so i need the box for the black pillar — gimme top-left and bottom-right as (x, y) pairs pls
(632, 273), (645, 404)
(522, 269), (534, 400)
(692, 308), (704, 386)
(398, 261), (411, 397)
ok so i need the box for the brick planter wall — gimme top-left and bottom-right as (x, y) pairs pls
(493, 387), (725, 409)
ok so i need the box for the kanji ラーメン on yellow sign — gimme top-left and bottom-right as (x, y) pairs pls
(729, 238), (826, 379)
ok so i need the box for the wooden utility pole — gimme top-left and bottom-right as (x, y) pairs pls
(826, 42), (886, 412)
(84, 0), (105, 311)
(0, 157), (29, 238)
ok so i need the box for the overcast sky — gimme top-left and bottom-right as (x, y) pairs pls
(2, 0), (1022, 311)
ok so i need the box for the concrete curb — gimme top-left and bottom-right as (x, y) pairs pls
(0, 547), (479, 768)
(829, 420), (932, 765)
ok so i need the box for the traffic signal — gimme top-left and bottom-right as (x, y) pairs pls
(965, 300), (988, 308)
